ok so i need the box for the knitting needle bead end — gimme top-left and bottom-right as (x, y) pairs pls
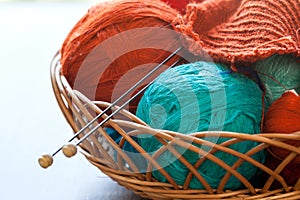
(62, 143), (78, 158)
(38, 154), (53, 169)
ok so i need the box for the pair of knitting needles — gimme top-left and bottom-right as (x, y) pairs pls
(38, 47), (182, 169)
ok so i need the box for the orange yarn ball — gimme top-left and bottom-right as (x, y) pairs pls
(263, 90), (300, 163)
(263, 90), (300, 187)
(60, 0), (184, 114)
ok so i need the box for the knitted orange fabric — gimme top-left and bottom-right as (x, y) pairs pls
(60, 0), (183, 114)
(173, 0), (300, 64)
(161, 0), (205, 13)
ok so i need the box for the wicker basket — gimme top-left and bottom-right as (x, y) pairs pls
(50, 52), (300, 200)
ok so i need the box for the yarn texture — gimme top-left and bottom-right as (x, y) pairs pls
(60, 0), (182, 114)
(136, 61), (266, 189)
(253, 54), (300, 104)
(173, 0), (300, 64)
(263, 90), (300, 163)
(161, 0), (204, 13)
(263, 90), (300, 188)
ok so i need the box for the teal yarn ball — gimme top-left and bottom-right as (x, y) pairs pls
(136, 61), (266, 190)
(253, 54), (300, 104)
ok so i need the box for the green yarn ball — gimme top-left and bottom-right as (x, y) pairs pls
(253, 54), (300, 104)
(136, 61), (266, 190)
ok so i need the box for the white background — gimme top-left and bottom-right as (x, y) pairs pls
(0, 2), (143, 199)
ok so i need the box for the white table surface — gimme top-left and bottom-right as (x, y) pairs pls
(0, 2), (145, 200)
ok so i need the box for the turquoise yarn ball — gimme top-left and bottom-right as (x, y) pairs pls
(253, 54), (300, 104)
(136, 61), (266, 190)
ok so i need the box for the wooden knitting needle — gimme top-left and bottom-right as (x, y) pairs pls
(38, 47), (182, 168)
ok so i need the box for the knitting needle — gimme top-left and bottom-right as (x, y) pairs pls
(38, 47), (182, 168)
(62, 58), (182, 157)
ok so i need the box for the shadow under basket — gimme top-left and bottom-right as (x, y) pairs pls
(51, 53), (300, 200)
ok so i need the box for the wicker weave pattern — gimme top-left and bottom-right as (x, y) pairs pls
(51, 55), (300, 199)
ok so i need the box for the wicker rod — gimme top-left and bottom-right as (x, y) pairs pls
(73, 89), (145, 179)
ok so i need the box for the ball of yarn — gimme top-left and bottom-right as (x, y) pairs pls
(60, 0), (182, 114)
(136, 61), (266, 189)
(253, 54), (300, 105)
(263, 90), (300, 163)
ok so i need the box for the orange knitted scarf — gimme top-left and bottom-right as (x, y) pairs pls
(173, 0), (300, 64)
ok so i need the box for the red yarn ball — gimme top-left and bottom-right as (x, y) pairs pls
(263, 90), (300, 188)
(263, 90), (300, 163)
(60, 0), (184, 114)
